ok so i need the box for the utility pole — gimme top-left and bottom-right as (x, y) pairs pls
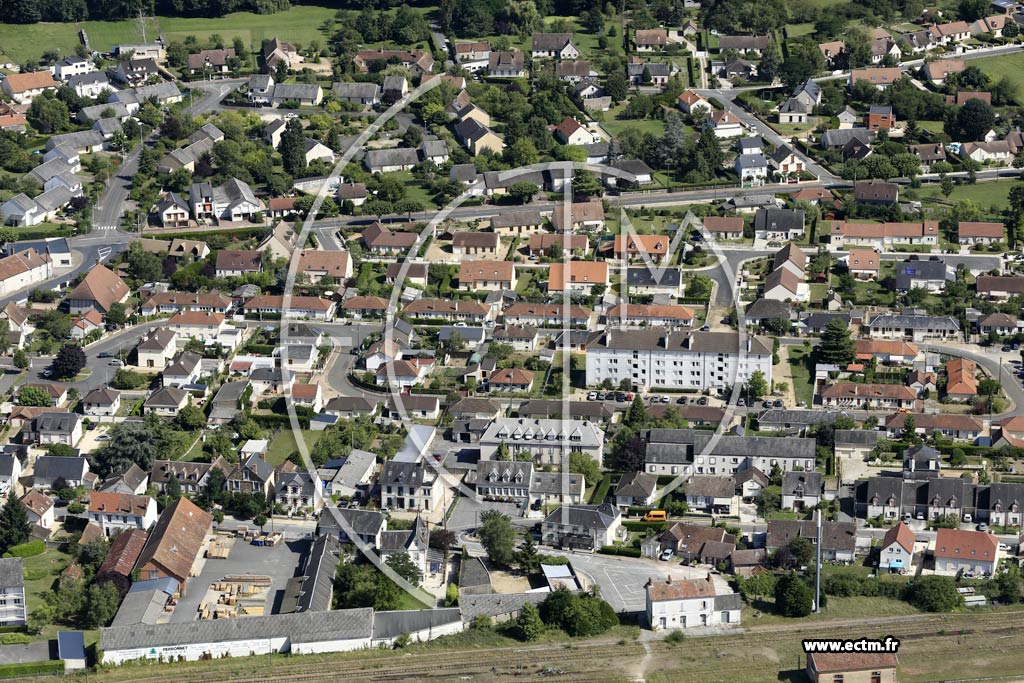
(814, 510), (822, 613)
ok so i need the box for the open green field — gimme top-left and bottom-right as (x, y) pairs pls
(0, 5), (337, 63)
(973, 50), (1024, 104)
(602, 101), (666, 137)
(266, 428), (324, 466)
(917, 178), (1020, 211)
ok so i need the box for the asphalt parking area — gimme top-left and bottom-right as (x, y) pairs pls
(170, 534), (310, 623)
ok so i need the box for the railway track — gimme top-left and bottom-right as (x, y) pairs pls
(70, 609), (1024, 683)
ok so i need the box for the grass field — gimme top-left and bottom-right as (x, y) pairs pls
(0, 5), (338, 64)
(266, 429), (323, 466)
(973, 50), (1024, 104)
(602, 101), (666, 137)
(742, 595), (920, 627)
(916, 178), (1020, 210)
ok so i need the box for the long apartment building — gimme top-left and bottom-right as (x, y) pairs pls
(585, 327), (772, 391)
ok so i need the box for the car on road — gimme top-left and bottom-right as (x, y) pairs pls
(660, 549), (675, 561)
(108, 359), (124, 367)
(97, 351), (113, 358)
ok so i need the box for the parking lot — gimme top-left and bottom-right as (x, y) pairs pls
(170, 533), (310, 623)
(449, 496), (523, 530)
(545, 551), (733, 613)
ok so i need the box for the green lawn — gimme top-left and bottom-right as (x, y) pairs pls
(266, 429), (324, 466)
(387, 170), (440, 210)
(917, 178), (1020, 211)
(602, 102), (666, 138)
(972, 50), (1024, 104)
(0, 5), (338, 63)
(784, 23), (815, 38)
(786, 345), (814, 407)
(742, 595), (920, 627)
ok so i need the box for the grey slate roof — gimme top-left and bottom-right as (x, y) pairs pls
(870, 313), (960, 332)
(645, 429), (815, 462)
(101, 608), (374, 651)
(781, 471), (823, 497)
(686, 475), (735, 498)
(626, 267), (681, 287)
(332, 82), (381, 100)
(0, 557), (23, 589)
(294, 534), (341, 613)
(319, 507), (385, 538)
(459, 592), (548, 622)
(543, 502), (620, 529)
(372, 608), (462, 639)
(744, 298), (792, 322)
(33, 455), (88, 481)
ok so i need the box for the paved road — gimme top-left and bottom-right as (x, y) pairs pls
(919, 342), (1023, 417)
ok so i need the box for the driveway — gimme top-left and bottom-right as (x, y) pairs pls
(543, 551), (733, 613)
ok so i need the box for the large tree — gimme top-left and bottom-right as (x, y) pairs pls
(774, 573), (814, 617)
(478, 510), (516, 566)
(279, 118), (307, 176)
(906, 575), (963, 612)
(952, 98), (996, 142)
(818, 318), (855, 366)
(52, 344), (86, 379)
(0, 491), (31, 553)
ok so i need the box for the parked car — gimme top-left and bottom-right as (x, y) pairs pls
(676, 397), (688, 405)
(773, 400), (783, 408)
(587, 392), (597, 401)
(660, 548), (675, 561)
(976, 523), (988, 532)
(697, 397), (708, 405)
(109, 359), (124, 367)
(737, 398), (746, 407)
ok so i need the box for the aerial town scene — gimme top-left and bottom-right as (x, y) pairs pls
(1, 0), (1024, 680)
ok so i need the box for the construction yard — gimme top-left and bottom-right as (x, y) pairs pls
(169, 530), (309, 623)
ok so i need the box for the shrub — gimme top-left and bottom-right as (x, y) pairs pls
(3, 541), (45, 558)
(598, 545), (641, 558)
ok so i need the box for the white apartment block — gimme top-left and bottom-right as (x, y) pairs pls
(585, 328), (773, 391)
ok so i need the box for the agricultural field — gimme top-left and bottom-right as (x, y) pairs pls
(0, 5), (338, 64)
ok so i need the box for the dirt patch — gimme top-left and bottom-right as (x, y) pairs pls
(487, 569), (532, 593)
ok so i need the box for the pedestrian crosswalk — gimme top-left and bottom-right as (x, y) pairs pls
(94, 224), (119, 231)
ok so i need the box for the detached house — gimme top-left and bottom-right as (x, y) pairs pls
(1, 71), (57, 104)
(879, 521), (915, 572)
(88, 492), (158, 537)
(531, 33), (580, 60)
(458, 260), (517, 292)
(66, 265), (129, 315)
(646, 575), (741, 631)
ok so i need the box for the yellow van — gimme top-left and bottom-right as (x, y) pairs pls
(643, 510), (667, 522)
